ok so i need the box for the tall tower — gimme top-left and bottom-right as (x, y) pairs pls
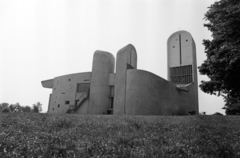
(88, 51), (115, 114)
(167, 30), (198, 113)
(113, 44), (137, 115)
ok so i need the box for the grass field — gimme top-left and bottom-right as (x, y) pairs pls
(0, 113), (240, 158)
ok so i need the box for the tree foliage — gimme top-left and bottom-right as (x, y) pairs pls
(0, 103), (9, 112)
(33, 102), (42, 113)
(198, 0), (240, 114)
(9, 103), (22, 113)
(1, 102), (42, 113)
(21, 106), (32, 112)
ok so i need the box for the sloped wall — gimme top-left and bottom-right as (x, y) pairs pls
(48, 72), (91, 114)
(125, 70), (196, 115)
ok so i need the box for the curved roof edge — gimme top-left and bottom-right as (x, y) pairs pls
(54, 71), (92, 79)
(117, 43), (137, 56)
(94, 50), (115, 61)
(167, 30), (195, 44)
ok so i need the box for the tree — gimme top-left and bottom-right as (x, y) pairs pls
(32, 102), (42, 113)
(213, 112), (224, 116)
(198, 0), (240, 114)
(21, 106), (32, 112)
(223, 103), (240, 115)
(9, 103), (22, 112)
(0, 102), (9, 111)
(1, 107), (11, 113)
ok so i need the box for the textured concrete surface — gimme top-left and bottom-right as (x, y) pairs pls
(113, 44), (137, 115)
(125, 69), (197, 115)
(89, 51), (115, 114)
(109, 73), (115, 86)
(48, 72), (91, 113)
(41, 79), (54, 88)
(42, 31), (198, 115)
(167, 30), (198, 114)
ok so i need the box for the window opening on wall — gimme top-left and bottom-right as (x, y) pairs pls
(52, 108), (54, 111)
(173, 46), (175, 48)
(76, 83), (90, 92)
(170, 65), (192, 84)
(69, 79), (71, 81)
(110, 98), (114, 109)
(58, 104), (60, 108)
(65, 101), (70, 104)
(186, 39), (188, 42)
(109, 86), (114, 109)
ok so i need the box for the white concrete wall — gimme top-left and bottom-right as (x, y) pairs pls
(167, 30), (198, 113)
(89, 51), (115, 114)
(125, 69), (197, 115)
(48, 72), (91, 114)
(113, 44), (137, 115)
(41, 79), (54, 88)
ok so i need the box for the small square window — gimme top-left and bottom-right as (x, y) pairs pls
(65, 101), (70, 104)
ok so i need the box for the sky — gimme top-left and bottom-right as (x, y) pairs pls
(0, 0), (224, 114)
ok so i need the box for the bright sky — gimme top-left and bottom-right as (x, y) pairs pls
(0, 0), (224, 114)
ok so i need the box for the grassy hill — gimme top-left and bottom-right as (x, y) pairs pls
(0, 113), (239, 157)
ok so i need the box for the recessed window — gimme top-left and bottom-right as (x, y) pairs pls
(186, 39), (188, 42)
(173, 46), (175, 48)
(69, 79), (71, 81)
(52, 108), (54, 111)
(58, 104), (60, 108)
(170, 65), (192, 84)
(77, 83), (90, 92)
(65, 101), (70, 104)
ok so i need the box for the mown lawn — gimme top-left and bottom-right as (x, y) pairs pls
(0, 113), (240, 158)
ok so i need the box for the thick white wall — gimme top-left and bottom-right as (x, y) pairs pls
(167, 30), (198, 113)
(126, 70), (197, 115)
(89, 51), (115, 114)
(113, 44), (137, 115)
(48, 72), (91, 113)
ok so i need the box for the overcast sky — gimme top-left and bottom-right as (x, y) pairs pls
(0, 0), (224, 114)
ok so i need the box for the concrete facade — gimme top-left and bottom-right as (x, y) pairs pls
(42, 30), (198, 115)
(88, 51), (115, 114)
(114, 44), (137, 115)
(167, 30), (198, 113)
